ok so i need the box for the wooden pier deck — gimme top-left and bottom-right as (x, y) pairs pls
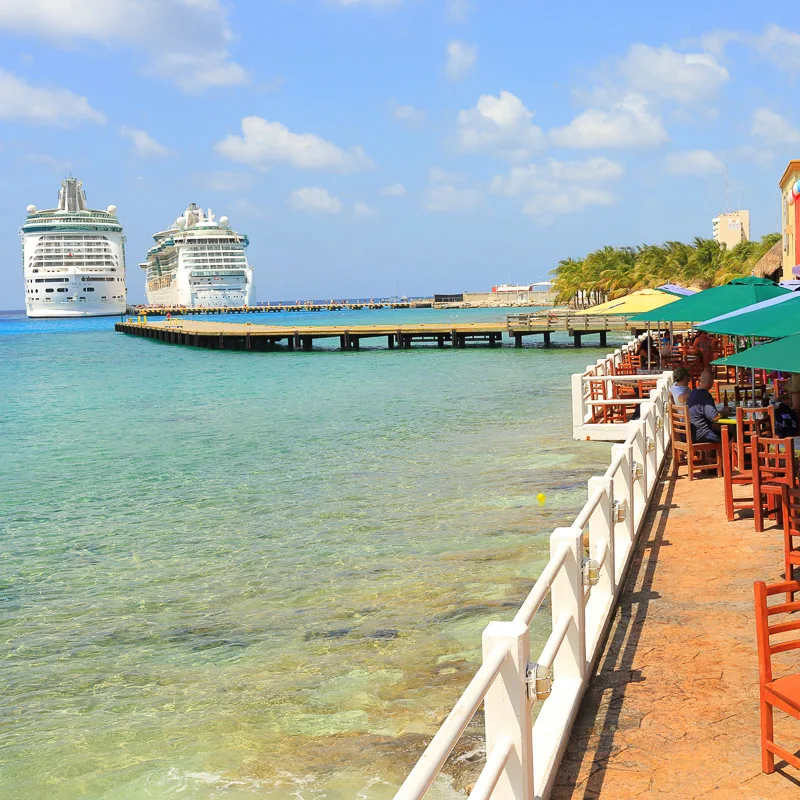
(116, 311), (683, 351)
(115, 318), (509, 350)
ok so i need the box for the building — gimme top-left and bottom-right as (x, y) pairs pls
(779, 160), (800, 281)
(712, 210), (750, 249)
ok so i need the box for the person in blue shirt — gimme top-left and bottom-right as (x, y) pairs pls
(687, 369), (723, 443)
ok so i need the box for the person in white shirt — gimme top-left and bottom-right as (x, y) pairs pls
(670, 366), (691, 405)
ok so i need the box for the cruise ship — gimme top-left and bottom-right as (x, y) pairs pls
(140, 204), (254, 307)
(21, 177), (127, 317)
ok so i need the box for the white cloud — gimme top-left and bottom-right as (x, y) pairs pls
(446, 0), (474, 23)
(0, 0), (248, 92)
(288, 187), (343, 214)
(446, 40), (476, 80)
(618, 44), (729, 103)
(425, 184), (481, 212)
(216, 116), (374, 172)
(354, 201), (378, 217)
(207, 171), (255, 193)
(750, 25), (800, 74)
(457, 90), (545, 160)
(752, 108), (800, 146)
(666, 149), (725, 175)
(490, 157), (622, 219)
(381, 183), (406, 196)
(120, 126), (168, 158)
(551, 93), (667, 149)
(24, 153), (72, 172)
(0, 69), (105, 125)
(391, 102), (425, 128)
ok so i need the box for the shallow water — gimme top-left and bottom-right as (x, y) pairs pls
(1, 308), (622, 799)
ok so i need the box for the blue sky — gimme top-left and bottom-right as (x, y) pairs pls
(1, 0), (800, 305)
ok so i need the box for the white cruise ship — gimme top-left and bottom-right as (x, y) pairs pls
(21, 177), (127, 318)
(140, 204), (254, 307)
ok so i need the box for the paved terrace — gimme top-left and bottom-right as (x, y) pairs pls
(552, 456), (800, 799)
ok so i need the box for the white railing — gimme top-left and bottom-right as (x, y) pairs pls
(395, 367), (673, 800)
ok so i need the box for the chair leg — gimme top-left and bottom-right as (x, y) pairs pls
(754, 493), (764, 532)
(761, 700), (775, 774)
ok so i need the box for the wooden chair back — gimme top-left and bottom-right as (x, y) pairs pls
(754, 578), (800, 774)
(734, 407), (775, 471)
(752, 435), (796, 531)
(755, 579), (800, 685)
(753, 435), (795, 485)
(735, 383), (767, 407)
(670, 403), (722, 480)
(782, 487), (800, 592)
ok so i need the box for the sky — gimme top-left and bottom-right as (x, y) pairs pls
(1, 0), (800, 305)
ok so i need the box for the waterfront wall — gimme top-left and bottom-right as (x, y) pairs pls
(394, 340), (673, 800)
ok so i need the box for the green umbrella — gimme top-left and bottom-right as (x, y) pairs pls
(629, 276), (789, 323)
(697, 292), (800, 338)
(713, 333), (800, 373)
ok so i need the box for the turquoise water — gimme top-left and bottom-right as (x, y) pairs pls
(1, 308), (621, 799)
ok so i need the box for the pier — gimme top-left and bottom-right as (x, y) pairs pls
(115, 312), (675, 352)
(115, 318), (509, 350)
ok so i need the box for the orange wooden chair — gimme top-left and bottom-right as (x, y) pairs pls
(754, 578), (800, 774)
(670, 404), (722, 480)
(734, 406), (775, 472)
(721, 425), (753, 522)
(587, 378), (607, 423)
(782, 488), (800, 599)
(752, 435), (796, 532)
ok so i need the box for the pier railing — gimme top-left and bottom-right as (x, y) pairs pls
(395, 343), (672, 800)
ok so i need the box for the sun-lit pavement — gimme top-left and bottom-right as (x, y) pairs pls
(552, 456), (800, 799)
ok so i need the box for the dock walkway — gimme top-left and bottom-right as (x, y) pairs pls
(115, 312), (661, 351)
(552, 460), (800, 799)
(115, 318), (508, 350)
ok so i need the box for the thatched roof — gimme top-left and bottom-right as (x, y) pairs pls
(752, 240), (783, 279)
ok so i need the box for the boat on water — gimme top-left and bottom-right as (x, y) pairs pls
(21, 177), (127, 318)
(140, 203), (255, 308)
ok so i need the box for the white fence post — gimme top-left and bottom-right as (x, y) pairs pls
(630, 421), (648, 529)
(550, 527), (587, 681)
(571, 374), (585, 431)
(610, 442), (634, 579)
(642, 403), (658, 493)
(482, 622), (534, 800)
(588, 476), (615, 598)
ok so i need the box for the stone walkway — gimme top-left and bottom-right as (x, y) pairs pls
(552, 456), (800, 799)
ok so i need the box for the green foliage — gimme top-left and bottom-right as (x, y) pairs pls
(551, 233), (782, 307)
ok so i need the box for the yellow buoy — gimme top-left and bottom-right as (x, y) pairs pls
(537, 493), (546, 505)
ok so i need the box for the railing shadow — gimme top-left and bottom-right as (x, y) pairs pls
(551, 454), (678, 799)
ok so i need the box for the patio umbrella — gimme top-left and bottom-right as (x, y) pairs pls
(628, 277), (789, 324)
(713, 333), (800, 373)
(573, 288), (678, 316)
(697, 292), (800, 338)
(656, 283), (698, 297)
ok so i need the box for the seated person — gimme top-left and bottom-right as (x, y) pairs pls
(687, 369), (724, 444)
(774, 393), (800, 438)
(670, 366), (691, 405)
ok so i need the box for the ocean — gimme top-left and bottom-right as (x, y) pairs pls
(1, 307), (622, 799)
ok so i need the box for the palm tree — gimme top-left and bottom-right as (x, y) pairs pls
(550, 233), (782, 309)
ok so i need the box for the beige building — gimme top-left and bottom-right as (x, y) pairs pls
(712, 210), (750, 249)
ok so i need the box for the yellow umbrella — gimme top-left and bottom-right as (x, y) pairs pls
(574, 288), (680, 316)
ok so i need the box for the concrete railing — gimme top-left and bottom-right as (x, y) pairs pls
(394, 367), (672, 800)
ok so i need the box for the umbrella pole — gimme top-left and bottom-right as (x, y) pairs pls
(647, 322), (651, 370)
